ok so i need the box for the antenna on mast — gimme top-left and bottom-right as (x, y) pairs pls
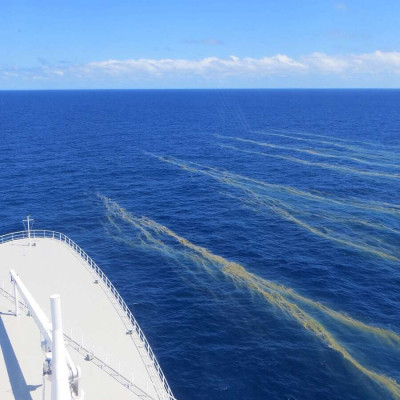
(22, 215), (34, 245)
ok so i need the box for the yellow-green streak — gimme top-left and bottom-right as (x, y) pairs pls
(101, 196), (400, 399)
(266, 128), (377, 146)
(256, 130), (399, 161)
(149, 153), (400, 216)
(150, 154), (400, 261)
(220, 144), (400, 180)
(218, 135), (400, 169)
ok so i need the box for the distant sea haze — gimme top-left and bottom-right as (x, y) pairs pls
(1, 89), (399, 400)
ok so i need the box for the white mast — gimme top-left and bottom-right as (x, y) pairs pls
(50, 295), (71, 400)
(22, 215), (34, 245)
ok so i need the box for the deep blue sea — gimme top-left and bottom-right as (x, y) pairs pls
(1, 89), (400, 400)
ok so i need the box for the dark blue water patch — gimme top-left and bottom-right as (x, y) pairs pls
(1, 89), (400, 400)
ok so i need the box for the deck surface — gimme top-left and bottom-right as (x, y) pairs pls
(0, 237), (168, 400)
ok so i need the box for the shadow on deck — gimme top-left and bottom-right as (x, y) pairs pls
(0, 316), (42, 400)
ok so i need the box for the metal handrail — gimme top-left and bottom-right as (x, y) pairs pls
(0, 284), (160, 400)
(0, 230), (175, 400)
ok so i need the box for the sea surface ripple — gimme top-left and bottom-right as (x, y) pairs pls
(0, 89), (399, 400)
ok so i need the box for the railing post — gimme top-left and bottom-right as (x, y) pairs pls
(11, 277), (19, 316)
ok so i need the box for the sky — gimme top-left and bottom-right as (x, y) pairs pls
(1, 0), (400, 89)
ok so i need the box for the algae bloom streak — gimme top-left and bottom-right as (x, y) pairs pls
(100, 195), (400, 399)
(149, 154), (400, 264)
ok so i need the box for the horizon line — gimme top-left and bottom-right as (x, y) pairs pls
(1, 87), (400, 92)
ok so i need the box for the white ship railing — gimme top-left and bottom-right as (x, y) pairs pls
(0, 284), (163, 400)
(0, 230), (175, 400)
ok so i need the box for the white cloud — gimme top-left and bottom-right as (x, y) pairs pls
(303, 51), (400, 74)
(303, 52), (349, 73)
(2, 51), (400, 85)
(78, 55), (306, 78)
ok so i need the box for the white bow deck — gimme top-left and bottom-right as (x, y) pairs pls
(0, 230), (175, 400)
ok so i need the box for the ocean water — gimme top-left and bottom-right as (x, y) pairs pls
(1, 89), (400, 400)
